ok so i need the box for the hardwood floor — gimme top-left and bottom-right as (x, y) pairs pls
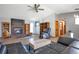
(0, 35), (59, 45)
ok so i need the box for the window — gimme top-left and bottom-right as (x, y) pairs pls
(75, 15), (79, 25)
(70, 32), (74, 38)
(30, 22), (34, 33)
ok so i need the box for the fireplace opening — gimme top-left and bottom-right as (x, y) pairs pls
(14, 27), (23, 34)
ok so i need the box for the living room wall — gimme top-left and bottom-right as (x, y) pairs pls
(0, 15), (56, 37)
(0, 5), (56, 37)
(0, 17), (30, 37)
(57, 12), (79, 38)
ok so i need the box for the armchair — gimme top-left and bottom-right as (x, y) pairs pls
(41, 28), (51, 39)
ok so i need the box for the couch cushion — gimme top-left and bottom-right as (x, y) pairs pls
(70, 41), (79, 49)
(58, 37), (75, 46)
(35, 45), (58, 54)
(48, 42), (67, 53)
(61, 47), (79, 54)
(0, 42), (2, 49)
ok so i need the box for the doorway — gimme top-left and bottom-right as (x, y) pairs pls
(59, 21), (64, 35)
(55, 20), (66, 37)
(55, 20), (59, 37)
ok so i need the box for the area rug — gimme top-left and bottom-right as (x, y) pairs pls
(6, 42), (28, 54)
(24, 44), (59, 54)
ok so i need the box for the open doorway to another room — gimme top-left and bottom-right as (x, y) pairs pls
(55, 19), (66, 37)
(30, 21), (40, 35)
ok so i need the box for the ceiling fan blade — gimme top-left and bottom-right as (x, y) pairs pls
(75, 8), (79, 10)
(27, 5), (31, 7)
(34, 4), (37, 8)
(38, 8), (44, 10)
(37, 4), (40, 8)
(34, 4), (37, 11)
(27, 5), (33, 8)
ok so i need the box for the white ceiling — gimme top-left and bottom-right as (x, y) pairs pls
(43, 4), (79, 14)
(0, 4), (79, 20)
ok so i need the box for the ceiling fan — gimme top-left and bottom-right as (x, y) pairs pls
(75, 8), (79, 10)
(27, 4), (44, 12)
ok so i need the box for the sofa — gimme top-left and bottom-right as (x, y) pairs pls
(0, 42), (7, 54)
(31, 37), (79, 54)
(57, 37), (79, 54)
(58, 37), (76, 46)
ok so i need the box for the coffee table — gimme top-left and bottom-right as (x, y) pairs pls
(29, 39), (51, 52)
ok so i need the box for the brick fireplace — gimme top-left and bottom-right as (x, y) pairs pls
(11, 18), (25, 37)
